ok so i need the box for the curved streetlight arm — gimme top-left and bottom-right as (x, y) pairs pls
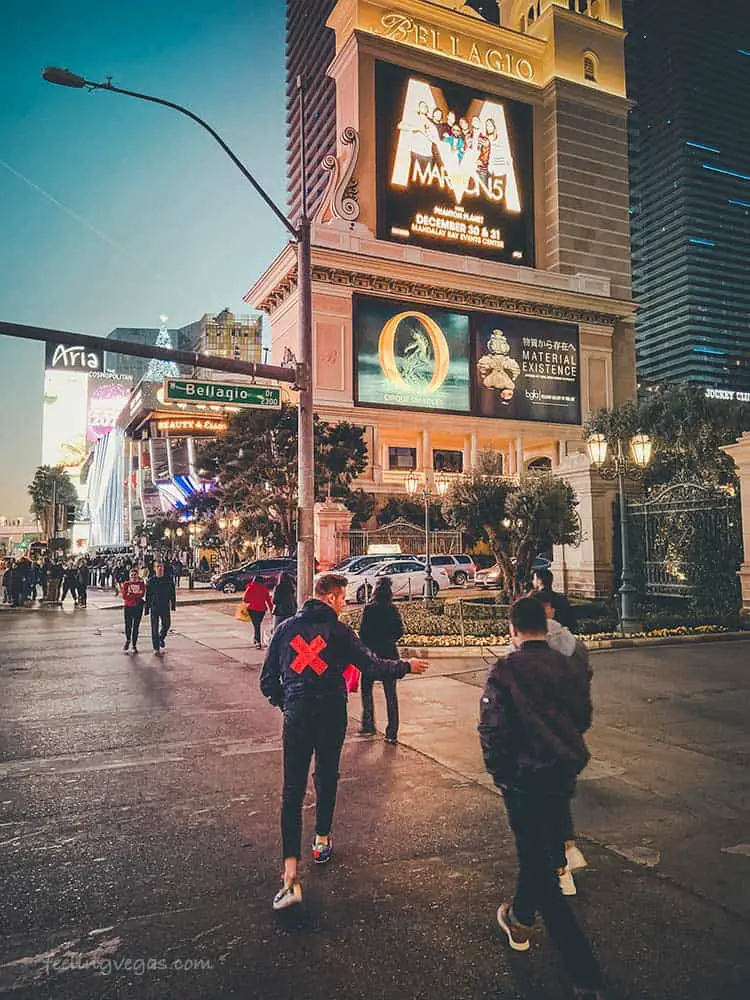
(42, 68), (297, 240)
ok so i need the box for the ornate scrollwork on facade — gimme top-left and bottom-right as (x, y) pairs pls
(318, 126), (361, 226)
(258, 264), (621, 326)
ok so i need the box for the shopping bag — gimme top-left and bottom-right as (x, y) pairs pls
(343, 664), (361, 693)
(235, 602), (250, 622)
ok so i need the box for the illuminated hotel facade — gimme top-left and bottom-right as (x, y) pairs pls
(247, 0), (636, 595)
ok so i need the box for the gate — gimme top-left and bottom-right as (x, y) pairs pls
(334, 517), (463, 563)
(627, 481), (739, 598)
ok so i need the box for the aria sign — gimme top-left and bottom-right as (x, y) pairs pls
(45, 342), (104, 373)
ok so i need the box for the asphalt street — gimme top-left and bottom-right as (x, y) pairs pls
(1, 603), (749, 999)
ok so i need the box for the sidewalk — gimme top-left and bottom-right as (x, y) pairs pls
(0, 584), (240, 613)
(172, 605), (750, 927)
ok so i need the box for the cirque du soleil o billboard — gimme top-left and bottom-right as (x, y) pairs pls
(354, 295), (580, 425)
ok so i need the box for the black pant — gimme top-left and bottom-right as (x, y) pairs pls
(150, 606), (171, 650)
(502, 788), (602, 991)
(77, 586), (87, 607)
(248, 610), (265, 645)
(124, 605), (144, 646)
(60, 582), (77, 603)
(281, 699), (348, 860)
(360, 675), (399, 740)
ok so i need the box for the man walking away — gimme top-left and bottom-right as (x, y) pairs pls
(243, 575), (273, 649)
(145, 562), (176, 654)
(47, 561), (63, 604)
(76, 561), (89, 608)
(121, 567), (147, 652)
(530, 567), (576, 632)
(272, 573), (297, 632)
(478, 597), (604, 1000)
(60, 563), (78, 606)
(260, 573), (429, 911)
(358, 576), (404, 744)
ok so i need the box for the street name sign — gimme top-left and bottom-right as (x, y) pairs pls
(163, 378), (282, 409)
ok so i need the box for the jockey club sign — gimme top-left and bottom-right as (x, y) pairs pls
(45, 342), (104, 372)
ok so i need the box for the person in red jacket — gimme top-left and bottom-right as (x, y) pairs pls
(243, 575), (273, 649)
(121, 567), (147, 653)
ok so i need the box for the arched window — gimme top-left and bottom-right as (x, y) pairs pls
(527, 457), (552, 471)
(583, 52), (598, 82)
(528, 6), (535, 23)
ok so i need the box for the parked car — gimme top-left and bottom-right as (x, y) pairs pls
(414, 553), (476, 586)
(475, 554), (552, 590)
(211, 558), (296, 593)
(345, 557), (451, 603)
(329, 554), (395, 575)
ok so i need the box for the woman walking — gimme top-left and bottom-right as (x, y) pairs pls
(243, 575), (273, 649)
(272, 572), (297, 631)
(358, 577), (404, 744)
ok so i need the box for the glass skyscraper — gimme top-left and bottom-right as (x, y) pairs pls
(625, 0), (750, 392)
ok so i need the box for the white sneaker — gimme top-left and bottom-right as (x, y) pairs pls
(566, 844), (588, 872)
(558, 867), (577, 896)
(272, 880), (302, 911)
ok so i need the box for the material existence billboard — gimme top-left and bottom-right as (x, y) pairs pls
(354, 295), (580, 425)
(376, 61), (534, 265)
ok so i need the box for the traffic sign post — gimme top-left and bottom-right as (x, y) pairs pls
(162, 378), (282, 409)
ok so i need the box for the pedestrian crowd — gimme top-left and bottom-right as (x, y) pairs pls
(1, 553), (188, 609)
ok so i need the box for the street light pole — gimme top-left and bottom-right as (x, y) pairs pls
(405, 471), (449, 603)
(587, 432), (653, 635)
(41, 66), (317, 603)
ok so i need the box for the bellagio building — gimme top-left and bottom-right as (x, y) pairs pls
(246, 0), (636, 595)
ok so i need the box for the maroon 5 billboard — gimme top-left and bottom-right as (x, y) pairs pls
(376, 61), (535, 265)
(354, 295), (580, 425)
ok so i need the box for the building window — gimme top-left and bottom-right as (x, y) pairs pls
(388, 447), (417, 471)
(433, 449), (463, 474)
(528, 6), (535, 23)
(583, 53), (598, 82)
(528, 457), (552, 471)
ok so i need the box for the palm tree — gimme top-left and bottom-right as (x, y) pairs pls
(27, 466), (77, 539)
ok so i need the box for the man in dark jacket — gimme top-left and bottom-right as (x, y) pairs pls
(260, 572), (429, 911)
(530, 567), (576, 632)
(478, 597), (603, 1000)
(144, 562), (176, 654)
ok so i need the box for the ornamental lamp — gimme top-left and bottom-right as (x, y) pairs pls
(175, 528), (184, 538)
(231, 516), (241, 529)
(630, 432), (653, 469)
(586, 432), (608, 468)
(435, 472), (450, 498)
(163, 528), (172, 538)
(218, 518), (227, 530)
(405, 471), (419, 497)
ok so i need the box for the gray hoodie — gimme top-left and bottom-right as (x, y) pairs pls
(547, 619), (593, 725)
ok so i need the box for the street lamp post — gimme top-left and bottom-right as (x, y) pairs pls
(405, 471), (450, 602)
(42, 66), (316, 605)
(586, 431), (653, 635)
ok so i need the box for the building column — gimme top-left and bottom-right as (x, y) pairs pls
(421, 429), (432, 484)
(470, 431), (479, 471)
(552, 453), (617, 597)
(371, 424), (383, 484)
(516, 436), (524, 477)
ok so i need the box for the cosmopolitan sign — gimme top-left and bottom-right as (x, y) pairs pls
(45, 342), (104, 372)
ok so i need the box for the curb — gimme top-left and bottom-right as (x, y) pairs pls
(399, 629), (750, 658)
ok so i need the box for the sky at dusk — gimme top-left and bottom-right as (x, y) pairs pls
(0, 0), (287, 517)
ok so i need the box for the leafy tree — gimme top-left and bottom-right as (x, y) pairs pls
(443, 472), (581, 596)
(195, 404), (368, 553)
(344, 489), (377, 528)
(27, 465), (77, 538)
(585, 384), (750, 487)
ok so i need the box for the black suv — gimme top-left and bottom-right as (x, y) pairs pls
(211, 558), (296, 593)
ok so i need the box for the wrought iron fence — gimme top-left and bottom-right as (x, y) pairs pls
(627, 481), (739, 598)
(335, 517), (463, 562)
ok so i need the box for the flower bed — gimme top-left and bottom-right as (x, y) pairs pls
(400, 623), (732, 648)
